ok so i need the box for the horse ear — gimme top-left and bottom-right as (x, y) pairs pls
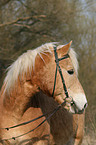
(58, 41), (72, 55)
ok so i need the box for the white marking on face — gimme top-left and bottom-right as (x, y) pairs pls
(73, 93), (87, 111)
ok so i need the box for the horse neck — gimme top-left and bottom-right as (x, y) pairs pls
(1, 79), (39, 118)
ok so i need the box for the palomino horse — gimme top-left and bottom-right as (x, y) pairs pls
(0, 41), (87, 145)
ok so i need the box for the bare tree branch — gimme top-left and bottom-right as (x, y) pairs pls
(0, 15), (46, 27)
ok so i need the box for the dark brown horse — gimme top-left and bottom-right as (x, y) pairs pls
(0, 42), (87, 144)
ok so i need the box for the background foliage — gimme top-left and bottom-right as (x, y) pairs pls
(0, 0), (96, 144)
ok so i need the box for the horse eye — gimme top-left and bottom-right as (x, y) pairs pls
(67, 69), (74, 75)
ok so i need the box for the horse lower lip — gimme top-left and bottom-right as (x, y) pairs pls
(71, 105), (84, 114)
(77, 109), (84, 114)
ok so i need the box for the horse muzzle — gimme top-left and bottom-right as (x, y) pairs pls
(64, 94), (88, 114)
(70, 102), (88, 114)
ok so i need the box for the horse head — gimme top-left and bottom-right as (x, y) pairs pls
(33, 41), (87, 114)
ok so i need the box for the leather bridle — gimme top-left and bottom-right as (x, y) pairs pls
(52, 46), (87, 114)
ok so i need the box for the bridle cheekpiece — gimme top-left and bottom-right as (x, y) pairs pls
(52, 46), (70, 99)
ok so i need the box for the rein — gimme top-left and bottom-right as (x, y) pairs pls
(0, 102), (66, 141)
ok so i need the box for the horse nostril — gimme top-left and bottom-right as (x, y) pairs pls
(84, 103), (88, 109)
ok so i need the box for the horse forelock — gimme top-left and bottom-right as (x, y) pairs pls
(3, 42), (78, 94)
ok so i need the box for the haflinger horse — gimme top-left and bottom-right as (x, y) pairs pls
(0, 41), (87, 145)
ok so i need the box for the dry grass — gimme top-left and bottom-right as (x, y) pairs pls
(82, 107), (96, 144)
(82, 118), (96, 144)
(82, 134), (96, 145)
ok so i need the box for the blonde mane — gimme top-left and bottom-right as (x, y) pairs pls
(3, 42), (78, 94)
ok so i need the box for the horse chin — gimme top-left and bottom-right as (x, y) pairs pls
(69, 106), (76, 114)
